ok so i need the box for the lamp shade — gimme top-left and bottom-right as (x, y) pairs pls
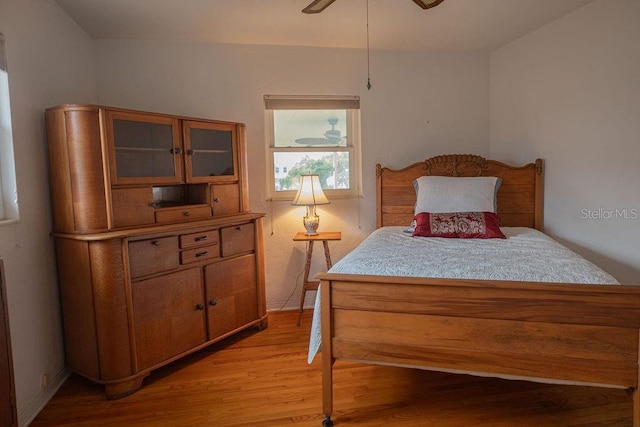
(291, 175), (329, 206)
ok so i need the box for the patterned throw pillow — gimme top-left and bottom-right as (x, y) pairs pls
(412, 211), (506, 239)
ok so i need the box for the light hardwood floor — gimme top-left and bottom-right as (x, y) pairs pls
(32, 310), (632, 426)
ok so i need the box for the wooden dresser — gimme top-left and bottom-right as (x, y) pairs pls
(45, 104), (267, 399)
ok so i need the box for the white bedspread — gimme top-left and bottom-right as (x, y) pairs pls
(308, 227), (619, 363)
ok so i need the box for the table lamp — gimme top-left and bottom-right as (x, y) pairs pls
(291, 174), (330, 235)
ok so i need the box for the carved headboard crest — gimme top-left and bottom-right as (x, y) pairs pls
(424, 154), (488, 177)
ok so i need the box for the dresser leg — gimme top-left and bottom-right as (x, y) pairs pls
(104, 375), (148, 400)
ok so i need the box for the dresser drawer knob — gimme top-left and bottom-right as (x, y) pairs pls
(152, 240), (160, 246)
(195, 251), (208, 258)
(236, 226), (242, 231)
(209, 300), (217, 306)
(213, 198), (220, 203)
(195, 236), (208, 242)
(183, 211), (191, 217)
(196, 303), (205, 310)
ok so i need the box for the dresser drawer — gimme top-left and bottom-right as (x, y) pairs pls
(155, 205), (211, 223)
(180, 245), (220, 264)
(221, 223), (255, 257)
(179, 229), (219, 249)
(129, 236), (179, 278)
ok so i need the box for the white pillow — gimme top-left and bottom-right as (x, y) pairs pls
(405, 176), (502, 233)
(414, 176), (502, 214)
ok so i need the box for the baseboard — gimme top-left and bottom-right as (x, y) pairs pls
(18, 367), (69, 427)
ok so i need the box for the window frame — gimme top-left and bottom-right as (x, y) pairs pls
(0, 33), (19, 225)
(264, 95), (362, 201)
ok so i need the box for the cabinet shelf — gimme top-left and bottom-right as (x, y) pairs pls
(115, 147), (170, 152)
(191, 149), (230, 154)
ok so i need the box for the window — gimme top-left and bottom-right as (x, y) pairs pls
(264, 95), (361, 200)
(0, 33), (19, 223)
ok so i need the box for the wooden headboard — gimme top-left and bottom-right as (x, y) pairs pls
(376, 154), (544, 230)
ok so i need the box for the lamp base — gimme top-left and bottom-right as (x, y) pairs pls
(303, 206), (320, 235)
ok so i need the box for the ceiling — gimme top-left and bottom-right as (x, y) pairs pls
(55, 0), (596, 52)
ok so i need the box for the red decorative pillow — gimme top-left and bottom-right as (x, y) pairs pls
(412, 212), (506, 239)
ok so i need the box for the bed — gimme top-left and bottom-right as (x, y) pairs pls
(313, 154), (640, 426)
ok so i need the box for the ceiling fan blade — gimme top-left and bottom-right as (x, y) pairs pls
(412, 0), (446, 10)
(302, 0), (337, 14)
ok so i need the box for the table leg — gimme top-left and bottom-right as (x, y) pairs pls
(297, 241), (314, 326)
(322, 240), (332, 269)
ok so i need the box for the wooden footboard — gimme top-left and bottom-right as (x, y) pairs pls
(318, 273), (640, 426)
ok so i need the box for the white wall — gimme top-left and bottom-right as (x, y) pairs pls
(2, 0), (636, 423)
(490, 0), (640, 284)
(94, 40), (489, 309)
(0, 1), (96, 425)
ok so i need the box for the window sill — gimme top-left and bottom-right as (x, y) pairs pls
(0, 218), (19, 228)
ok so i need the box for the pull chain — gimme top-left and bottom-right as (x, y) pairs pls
(366, 0), (372, 90)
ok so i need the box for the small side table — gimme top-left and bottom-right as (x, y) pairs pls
(293, 231), (341, 326)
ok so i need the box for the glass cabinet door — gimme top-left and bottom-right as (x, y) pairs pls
(183, 121), (238, 183)
(106, 111), (183, 185)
